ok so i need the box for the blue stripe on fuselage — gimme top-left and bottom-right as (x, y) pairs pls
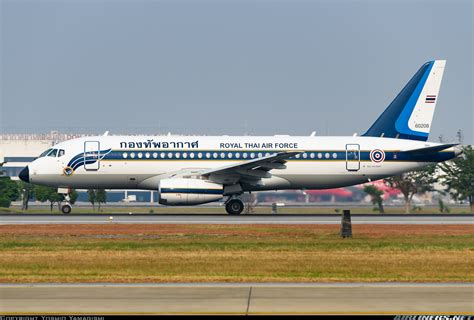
(100, 149), (456, 163)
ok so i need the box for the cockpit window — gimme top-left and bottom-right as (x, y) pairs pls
(39, 149), (53, 158)
(58, 149), (65, 157)
(48, 149), (58, 157)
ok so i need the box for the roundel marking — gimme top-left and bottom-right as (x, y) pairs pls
(63, 166), (74, 176)
(369, 149), (385, 163)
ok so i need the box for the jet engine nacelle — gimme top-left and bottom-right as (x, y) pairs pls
(158, 178), (223, 205)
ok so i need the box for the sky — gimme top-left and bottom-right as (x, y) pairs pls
(1, 0), (473, 143)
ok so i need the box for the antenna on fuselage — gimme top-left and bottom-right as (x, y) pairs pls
(310, 131), (316, 137)
(103, 131), (109, 136)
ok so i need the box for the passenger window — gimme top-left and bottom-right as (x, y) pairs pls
(48, 149), (58, 157)
(58, 149), (65, 157)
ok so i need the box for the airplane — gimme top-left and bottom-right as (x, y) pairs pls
(19, 60), (462, 214)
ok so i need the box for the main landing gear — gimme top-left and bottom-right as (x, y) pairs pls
(225, 198), (244, 215)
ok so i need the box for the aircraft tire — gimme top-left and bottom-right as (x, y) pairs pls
(61, 204), (72, 214)
(225, 199), (244, 215)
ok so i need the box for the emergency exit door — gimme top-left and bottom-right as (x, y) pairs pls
(84, 141), (100, 171)
(346, 144), (360, 171)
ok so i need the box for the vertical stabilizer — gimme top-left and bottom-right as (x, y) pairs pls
(363, 60), (446, 141)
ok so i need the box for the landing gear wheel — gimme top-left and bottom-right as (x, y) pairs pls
(225, 199), (244, 215)
(61, 204), (72, 214)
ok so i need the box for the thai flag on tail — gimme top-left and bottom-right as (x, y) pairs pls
(425, 95), (437, 103)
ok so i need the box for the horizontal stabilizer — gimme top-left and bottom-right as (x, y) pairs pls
(403, 143), (458, 155)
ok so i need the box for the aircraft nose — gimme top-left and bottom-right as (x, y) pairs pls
(19, 166), (29, 183)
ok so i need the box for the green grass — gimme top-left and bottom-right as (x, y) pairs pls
(0, 224), (472, 283)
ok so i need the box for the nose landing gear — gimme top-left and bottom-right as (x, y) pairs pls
(59, 190), (72, 214)
(61, 203), (72, 214)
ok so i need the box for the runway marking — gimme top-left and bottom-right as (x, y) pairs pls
(246, 287), (252, 315)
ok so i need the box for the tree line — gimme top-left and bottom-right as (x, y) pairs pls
(0, 176), (107, 212)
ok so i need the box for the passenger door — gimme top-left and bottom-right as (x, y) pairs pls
(84, 141), (100, 171)
(345, 144), (360, 171)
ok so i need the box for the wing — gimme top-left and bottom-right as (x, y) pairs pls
(200, 151), (302, 185)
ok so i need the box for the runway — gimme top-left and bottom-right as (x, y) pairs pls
(0, 213), (472, 225)
(1, 283), (472, 314)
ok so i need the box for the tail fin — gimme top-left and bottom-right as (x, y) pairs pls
(363, 60), (446, 141)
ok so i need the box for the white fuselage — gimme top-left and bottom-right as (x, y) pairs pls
(27, 135), (456, 191)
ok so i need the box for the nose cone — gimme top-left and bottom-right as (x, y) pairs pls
(19, 166), (29, 183)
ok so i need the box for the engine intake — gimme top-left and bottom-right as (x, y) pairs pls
(158, 178), (223, 205)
